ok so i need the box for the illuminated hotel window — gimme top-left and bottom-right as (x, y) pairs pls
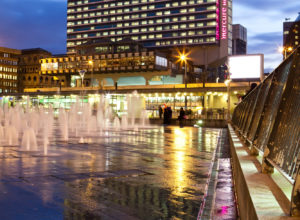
(181, 9), (187, 13)
(207, 21), (216, 26)
(207, 14), (216, 18)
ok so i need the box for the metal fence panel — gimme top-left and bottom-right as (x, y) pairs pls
(247, 76), (273, 142)
(241, 85), (261, 137)
(254, 57), (292, 151)
(266, 50), (300, 179)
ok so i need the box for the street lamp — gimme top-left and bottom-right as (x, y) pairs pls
(278, 46), (293, 59)
(179, 53), (188, 110)
(79, 70), (86, 88)
(88, 60), (94, 87)
(224, 78), (231, 121)
(180, 54), (187, 88)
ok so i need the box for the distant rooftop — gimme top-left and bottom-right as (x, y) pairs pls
(21, 48), (51, 55)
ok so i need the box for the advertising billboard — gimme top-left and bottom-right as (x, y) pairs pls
(228, 54), (264, 81)
(41, 63), (58, 71)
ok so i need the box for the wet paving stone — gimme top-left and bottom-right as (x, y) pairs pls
(0, 126), (226, 219)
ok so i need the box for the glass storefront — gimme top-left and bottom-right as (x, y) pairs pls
(0, 91), (237, 120)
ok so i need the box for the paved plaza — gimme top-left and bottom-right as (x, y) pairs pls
(0, 125), (229, 220)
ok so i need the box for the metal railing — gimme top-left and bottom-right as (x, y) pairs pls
(231, 47), (300, 216)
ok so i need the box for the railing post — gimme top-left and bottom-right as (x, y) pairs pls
(291, 165), (300, 216)
(250, 144), (259, 156)
(261, 147), (274, 174)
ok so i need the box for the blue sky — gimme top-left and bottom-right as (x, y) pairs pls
(234, 0), (300, 71)
(0, 0), (299, 71)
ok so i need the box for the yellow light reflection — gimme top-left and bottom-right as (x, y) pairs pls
(172, 128), (188, 194)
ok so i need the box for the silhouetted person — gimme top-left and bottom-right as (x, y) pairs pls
(178, 107), (185, 127)
(242, 83), (257, 100)
(163, 106), (172, 125)
(163, 107), (168, 125)
(167, 107), (172, 124)
(159, 106), (163, 119)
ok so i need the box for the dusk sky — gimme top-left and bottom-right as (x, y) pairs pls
(0, 0), (300, 71)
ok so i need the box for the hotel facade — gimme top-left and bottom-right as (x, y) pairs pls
(67, 0), (232, 67)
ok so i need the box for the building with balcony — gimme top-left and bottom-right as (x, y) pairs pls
(66, 0), (232, 69)
(0, 47), (20, 93)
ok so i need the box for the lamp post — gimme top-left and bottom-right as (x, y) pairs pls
(224, 78), (231, 121)
(180, 54), (188, 110)
(180, 54), (187, 88)
(279, 46), (293, 59)
(88, 60), (94, 87)
(79, 70), (86, 88)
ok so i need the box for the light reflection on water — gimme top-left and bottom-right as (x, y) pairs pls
(0, 126), (221, 220)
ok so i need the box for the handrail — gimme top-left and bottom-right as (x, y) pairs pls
(231, 46), (300, 217)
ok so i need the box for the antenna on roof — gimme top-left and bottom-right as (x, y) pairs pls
(285, 18), (291, 21)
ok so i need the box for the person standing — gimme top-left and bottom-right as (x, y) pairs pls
(159, 106), (163, 119)
(178, 107), (185, 128)
(163, 107), (168, 125)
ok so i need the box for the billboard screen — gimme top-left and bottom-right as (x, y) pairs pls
(41, 63), (58, 71)
(228, 55), (263, 80)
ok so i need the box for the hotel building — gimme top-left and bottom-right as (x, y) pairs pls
(283, 13), (300, 57)
(0, 47), (20, 93)
(67, 0), (232, 67)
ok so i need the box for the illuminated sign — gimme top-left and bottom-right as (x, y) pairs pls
(221, 0), (227, 40)
(41, 63), (58, 71)
(216, 0), (220, 40)
(228, 55), (264, 80)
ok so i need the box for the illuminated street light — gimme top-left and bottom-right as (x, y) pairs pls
(88, 60), (94, 87)
(179, 54), (188, 89)
(224, 76), (231, 121)
(180, 54), (186, 62)
(279, 46), (293, 59)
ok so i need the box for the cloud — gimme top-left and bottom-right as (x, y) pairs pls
(233, 0), (300, 71)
